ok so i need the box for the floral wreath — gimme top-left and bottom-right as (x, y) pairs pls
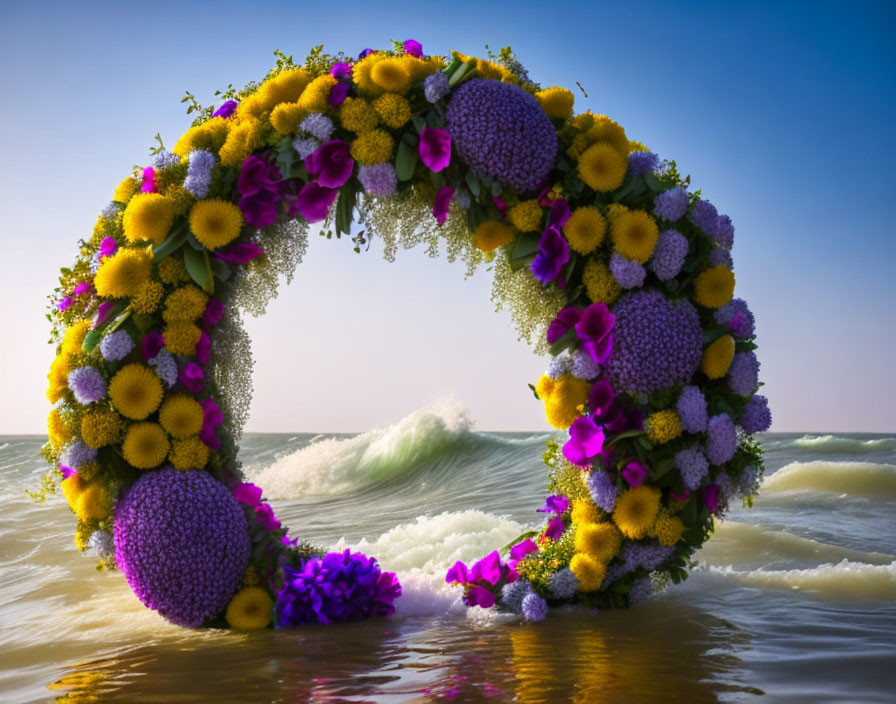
(41, 41), (770, 629)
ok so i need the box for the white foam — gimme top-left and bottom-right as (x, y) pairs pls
(762, 461), (896, 496)
(793, 434), (896, 453)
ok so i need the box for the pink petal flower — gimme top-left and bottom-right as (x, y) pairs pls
(419, 127), (451, 172)
(93, 301), (114, 328)
(296, 181), (338, 222)
(141, 331), (164, 362)
(702, 484), (720, 513)
(141, 166), (157, 193)
(445, 560), (471, 584)
(621, 461), (648, 487)
(432, 185), (454, 225)
(403, 39), (423, 57)
(546, 306), (582, 344)
(305, 140), (354, 189)
(233, 481), (263, 507)
(255, 502), (281, 530)
(195, 330), (211, 365)
(328, 81), (349, 106)
(203, 299), (226, 327)
(180, 362), (204, 393)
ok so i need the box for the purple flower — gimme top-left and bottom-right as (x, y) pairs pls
(232, 481), (262, 507)
(610, 252), (646, 289)
(215, 242), (265, 263)
(445, 551), (517, 610)
(563, 416), (605, 466)
(305, 140), (354, 189)
(292, 136), (320, 160)
(446, 561), (471, 585)
(715, 298), (755, 337)
(72, 282), (92, 297)
(296, 181), (338, 222)
(537, 494), (570, 516)
(419, 127), (451, 172)
(648, 229), (689, 281)
(432, 185), (454, 225)
(739, 395), (771, 434)
(204, 299), (226, 327)
(403, 39), (423, 57)
(628, 577), (652, 604)
(530, 226), (569, 284)
(708, 246), (733, 269)
(544, 517), (565, 540)
(575, 302), (615, 365)
(56, 297), (71, 312)
(59, 465), (76, 480)
(330, 62), (353, 80)
(654, 187), (688, 222)
(152, 150), (182, 169)
(501, 579), (533, 614)
(510, 539), (539, 562)
(570, 350), (601, 379)
(676, 385), (708, 433)
(67, 367), (106, 404)
(93, 301), (114, 328)
(548, 198), (570, 228)
(621, 460), (648, 487)
(196, 330), (211, 365)
(237, 155), (282, 228)
(149, 349), (177, 388)
(300, 113), (335, 141)
(141, 166), (157, 194)
(328, 81), (349, 106)
(702, 484), (720, 513)
(521, 592), (548, 622)
(549, 568), (579, 599)
(61, 441), (97, 469)
(358, 48), (374, 59)
(101, 203), (118, 219)
(588, 470), (617, 512)
(628, 151), (659, 176)
(180, 362), (204, 393)
(99, 237), (118, 258)
(727, 352), (759, 396)
(212, 100), (238, 118)
(199, 397), (223, 449)
(621, 543), (675, 572)
(546, 306), (581, 344)
(547, 352), (572, 378)
(255, 503), (281, 531)
(358, 163), (398, 197)
(716, 214), (734, 248)
(705, 413), (737, 465)
(689, 198), (719, 238)
(184, 150), (215, 198)
(424, 72), (450, 103)
(675, 444), (709, 491)
(588, 379), (615, 416)
(100, 330), (134, 361)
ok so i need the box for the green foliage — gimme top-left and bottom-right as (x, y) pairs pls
(26, 466), (63, 503)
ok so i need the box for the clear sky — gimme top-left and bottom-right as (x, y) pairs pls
(0, 0), (893, 433)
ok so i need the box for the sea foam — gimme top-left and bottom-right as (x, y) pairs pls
(762, 461), (896, 497)
(793, 434), (896, 453)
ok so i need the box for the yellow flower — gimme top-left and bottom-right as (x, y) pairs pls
(650, 509), (685, 547)
(535, 87), (575, 119)
(350, 129), (395, 166)
(694, 265), (735, 309)
(169, 436), (210, 471)
(269, 102), (307, 135)
(507, 200), (544, 232)
(582, 258), (622, 305)
(611, 209), (659, 263)
(539, 374), (591, 430)
(163, 285), (208, 323)
(74, 482), (113, 521)
(80, 410), (121, 448)
(48, 408), (73, 448)
(701, 334), (735, 379)
(255, 68), (312, 111)
(94, 248), (152, 298)
(574, 522), (622, 563)
(61, 320), (91, 357)
(577, 141), (628, 192)
(563, 207), (607, 254)
(61, 475), (85, 513)
(612, 485), (661, 539)
(372, 93), (412, 129)
(189, 198), (244, 250)
(163, 184), (196, 216)
(370, 57), (412, 94)
(122, 422), (170, 469)
(172, 117), (230, 157)
(339, 97), (380, 133)
(123, 193), (175, 246)
(219, 119), (266, 166)
(113, 177), (139, 204)
(584, 115), (629, 156)
(605, 203), (629, 222)
(473, 220), (515, 252)
(157, 256), (189, 285)
(163, 322), (202, 356)
(628, 140), (650, 152)
(569, 553), (606, 591)
(226, 587), (274, 630)
(571, 498), (602, 527)
(646, 409), (682, 444)
(130, 280), (164, 315)
(46, 355), (71, 403)
(159, 395), (204, 438)
(296, 74), (338, 114)
(109, 364), (164, 420)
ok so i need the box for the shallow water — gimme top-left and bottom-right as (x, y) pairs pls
(2, 408), (895, 702)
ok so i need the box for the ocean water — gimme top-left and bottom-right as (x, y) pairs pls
(2, 404), (895, 703)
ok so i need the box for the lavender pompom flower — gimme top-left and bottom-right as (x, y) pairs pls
(737, 465), (761, 498)
(423, 72), (450, 103)
(739, 395), (771, 434)
(727, 352), (759, 396)
(88, 529), (115, 559)
(588, 470), (617, 512)
(149, 348), (177, 388)
(549, 568), (579, 599)
(570, 349), (601, 380)
(452, 188), (472, 210)
(547, 351), (572, 379)
(654, 187), (688, 222)
(101, 202), (119, 219)
(675, 444), (709, 491)
(610, 253), (646, 289)
(292, 136), (320, 160)
(100, 330), (135, 362)
(300, 113), (335, 141)
(152, 150), (182, 168)
(689, 198), (719, 238)
(705, 413), (737, 465)
(500, 579), (533, 614)
(184, 150), (215, 198)
(628, 151), (659, 176)
(648, 229), (689, 281)
(67, 367), (107, 404)
(676, 385), (708, 433)
(521, 592), (549, 622)
(358, 163), (398, 197)
(716, 214), (734, 248)
(708, 246), (733, 269)
(61, 441), (97, 469)
(628, 577), (652, 604)
(715, 298), (755, 337)
(621, 543), (675, 572)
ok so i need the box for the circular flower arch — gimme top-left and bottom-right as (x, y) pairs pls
(42, 42), (769, 628)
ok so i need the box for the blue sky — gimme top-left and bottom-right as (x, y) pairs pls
(0, 1), (893, 432)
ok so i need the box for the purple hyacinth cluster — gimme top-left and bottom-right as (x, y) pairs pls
(621, 543), (675, 572)
(715, 298), (755, 337)
(291, 137), (319, 159)
(728, 352), (760, 396)
(446, 79), (558, 193)
(276, 550), (401, 626)
(606, 290), (703, 394)
(358, 163), (398, 196)
(708, 247), (733, 269)
(654, 187), (688, 221)
(61, 441), (97, 469)
(676, 385), (708, 433)
(716, 214), (735, 248)
(628, 577), (652, 604)
(610, 252), (646, 289)
(423, 71), (450, 103)
(739, 395), (771, 434)
(689, 198), (719, 238)
(184, 150), (215, 198)
(67, 366), (107, 405)
(675, 444), (709, 491)
(547, 352), (572, 379)
(500, 578), (533, 614)
(114, 467), (251, 628)
(588, 470), (617, 512)
(570, 349), (601, 380)
(648, 229), (689, 281)
(628, 151), (659, 176)
(152, 150), (182, 169)
(705, 413), (737, 465)
(549, 568), (579, 599)
(300, 113), (334, 141)
(100, 330), (134, 362)
(521, 592), (549, 621)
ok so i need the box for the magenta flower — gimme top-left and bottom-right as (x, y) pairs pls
(214, 242), (265, 264)
(575, 302), (615, 365)
(212, 100), (238, 118)
(493, 196), (507, 219)
(358, 48), (374, 59)
(233, 482), (262, 507)
(546, 306), (581, 344)
(702, 484), (720, 513)
(196, 330), (211, 365)
(56, 297), (71, 312)
(432, 185), (454, 225)
(255, 503), (281, 531)
(530, 226), (569, 284)
(330, 62), (353, 80)
(445, 561), (470, 585)
(669, 489), (690, 502)
(141, 331), (164, 362)
(562, 416), (605, 466)
(59, 465), (76, 480)
(537, 494), (570, 515)
(509, 539), (538, 561)
(588, 380), (615, 415)
(445, 550), (518, 609)
(203, 299), (226, 327)
(141, 166), (157, 193)
(598, 395), (643, 434)
(419, 127), (451, 172)
(238, 155), (282, 228)
(472, 551), (503, 585)
(296, 181), (338, 222)
(305, 140), (354, 188)
(180, 362), (204, 393)
(72, 282), (92, 297)
(465, 585), (496, 608)
(622, 461), (648, 487)
(241, 189), (279, 228)
(548, 198), (570, 228)
(328, 81), (350, 106)
(93, 301), (114, 328)
(544, 517), (565, 540)
(99, 237), (117, 258)
(403, 39), (423, 57)
(199, 397), (223, 449)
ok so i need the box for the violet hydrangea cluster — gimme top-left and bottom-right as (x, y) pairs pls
(705, 413), (738, 465)
(727, 352), (759, 396)
(67, 366), (107, 405)
(648, 229), (689, 281)
(654, 186), (689, 221)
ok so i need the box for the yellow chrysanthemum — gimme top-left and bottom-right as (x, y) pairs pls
(694, 265), (735, 309)
(539, 374), (591, 430)
(563, 206), (607, 254)
(48, 409), (73, 448)
(350, 129), (395, 166)
(570, 498), (602, 526)
(507, 200), (544, 232)
(473, 220), (515, 252)
(611, 209), (659, 264)
(256, 68), (311, 111)
(74, 483), (113, 521)
(163, 285), (208, 323)
(646, 409), (682, 444)
(122, 422), (170, 470)
(169, 436), (210, 471)
(61, 320), (91, 357)
(574, 522), (622, 563)
(172, 117), (230, 157)
(157, 256), (189, 285)
(370, 57), (412, 94)
(577, 141), (628, 192)
(225, 586), (274, 630)
(582, 258), (622, 305)
(188, 198), (244, 250)
(46, 356), (71, 403)
(122, 193), (175, 246)
(61, 475), (85, 513)
(269, 102), (308, 135)
(372, 93), (412, 129)
(651, 509), (685, 547)
(605, 203), (629, 222)
(296, 74), (338, 114)
(163, 184), (196, 216)
(218, 119), (266, 167)
(113, 177), (139, 204)
(163, 322), (202, 356)
(159, 395), (204, 439)
(569, 553), (606, 592)
(584, 115), (629, 156)
(628, 140), (650, 153)
(80, 409), (121, 448)
(612, 485), (661, 539)
(339, 97), (380, 133)
(108, 364), (164, 420)
(130, 280), (164, 315)
(536, 87), (575, 119)
(701, 334), (735, 379)
(94, 248), (153, 298)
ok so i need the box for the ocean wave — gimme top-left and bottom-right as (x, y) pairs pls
(761, 461), (896, 497)
(793, 434), (896, 453)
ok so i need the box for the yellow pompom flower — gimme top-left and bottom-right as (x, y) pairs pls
(256, 68), (311, 110)
(569, 553), (606, 591)
(269, 102), (307, 136)
(113, 177), (139, 204)
(373, 93), (412, 129)
(570, 498), (601, 526)
(169, 436), (210, 471)
(60, 320), (91, 357)
(611, 210), (659, 264)
(61, 475), (85, 513)
(584, 115), (630, 156)
(130, 280), (164, 315)
(163, 184), (196, 216)
(651, 510), (685, 547)
(339, 97), (380, 133)
(350, 129), (395, 166)
(536, 87), (575, 119)
(172, 117), (230, 157)
(605, 203), (629, 222)
(582, 258), (622, 304)
(74, 482), (113, 521)
(370, 57), (412, 93)
(123, 193), (175, 246)
(109, 364), (164, 420)
(507, 200), (544, 232)
(163, 285), (208, 323)
(225, 587), (274, 630)
(574, 522), (622, 563)
(163, 322), (202, 356)
(94, 248), (153, 298)
(48, 409), (73, 448)
(564, 206), (607, 254)
(578, 141), (628, 192)
(189, 198), (244, 250)
(46, 355), (71, 403)
(646, 409), (682, 444)
(541, 374), (592, 430)
(612, 485), (661, 539)
(157, 256), (189, 285)
(296, 74), (338, 114)
(694, 265), (735, 309)
(159, 395), (204, 439)
(218, 119), (265, 167)
(122, 422), (170, 469)
(473, 220), (515, 252)
(80, 409), (121, 448)
(628, 140), (650, 153)
(701, 334), (735, 379)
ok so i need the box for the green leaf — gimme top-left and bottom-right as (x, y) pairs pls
(643, 173), (665, 193)
(652, 457), (675, 479)
(152, 220), (189, 262)
(465, 171), (481, 197)
(210, 258), (231, 282)
(183, 247), (214, 294)
(606, 429), (647, 447)
(489, 180), (503, 197)
(528, 383), (539, 400)
(186, 232), (205, 251)
(508, 254), (535, 273)
(702, 325), (728, 346)
(411, 115), (426, 133)
(547, 328), (577, 357)
(510, 231), (541, 260)
(335, 182), (356, 238)
(395, 139), (418, 182)
(81, 329), (103, 353)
